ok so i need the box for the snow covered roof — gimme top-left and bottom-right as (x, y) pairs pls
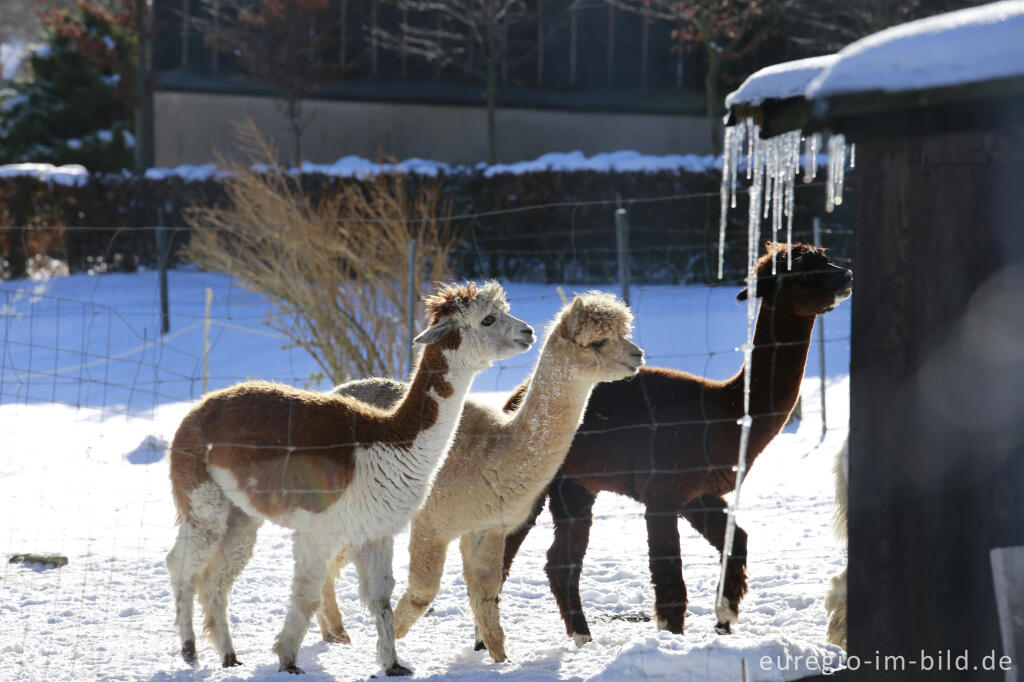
(807, 0), (1024, 99)
(724, 55), (837, 109)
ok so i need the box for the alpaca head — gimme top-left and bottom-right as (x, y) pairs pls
(737, 242), (853, 316)
(415, 281), (535, 369)
(547, 291), (644, 383)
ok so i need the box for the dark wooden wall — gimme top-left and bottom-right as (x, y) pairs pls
(849, 123), (1024, 680)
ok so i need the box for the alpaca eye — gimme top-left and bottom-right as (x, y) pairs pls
(481, 315), (495, 327)
(589, 340), (607, 350)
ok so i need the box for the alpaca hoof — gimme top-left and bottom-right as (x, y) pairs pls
(280, 663), (305, 674)
(222, 652), (242, 667)
(323, 631), (351, 645)
(385, 663), (413, 676)
(474, 640), (486, 651)
(180, 639), (197, 665)
(572, 633), (592, 647)
(715, 621), (733, 635)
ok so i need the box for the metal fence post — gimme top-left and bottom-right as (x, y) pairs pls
(203, 287), (213, 395)
(406, 239), (418, 378)
(156, 207), (170, 335)
(615, 208), (630, 306)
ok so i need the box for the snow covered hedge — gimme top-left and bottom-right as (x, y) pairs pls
(0, 161), (852, 282)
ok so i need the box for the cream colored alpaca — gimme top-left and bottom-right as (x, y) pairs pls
(317, 292), (643, 662)
(165, 282), (534, 676)
(825, 438), (849, 648)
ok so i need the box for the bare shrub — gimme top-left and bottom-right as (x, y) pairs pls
(183, 121), (460, 383)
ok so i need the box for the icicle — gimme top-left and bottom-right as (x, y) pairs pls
(825, 134), (847, 213)
(785, 131), (799, 269)
(849, 143), (856, 169)
(729, 122), (743, 209)
(770, 138), (779, 274)
(811, 131), (819, 180)
(718, 125), (733, 281)
(745, 118), (755, 180)
(717, 133), (762, 618)
(718, 122), (748, 280)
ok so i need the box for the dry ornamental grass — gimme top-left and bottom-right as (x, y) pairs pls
(184, 121), (461, 383)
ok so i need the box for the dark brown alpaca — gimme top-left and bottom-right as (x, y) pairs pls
(501, 242), (852, 645)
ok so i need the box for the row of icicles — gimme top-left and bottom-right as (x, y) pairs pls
(713, 119), (853, 617)
(717, 119), (854, 280)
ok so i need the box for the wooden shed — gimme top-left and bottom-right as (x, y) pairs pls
(726, 3), (1024, 679)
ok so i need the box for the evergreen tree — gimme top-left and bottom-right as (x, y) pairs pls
(0, 2), (136, 172)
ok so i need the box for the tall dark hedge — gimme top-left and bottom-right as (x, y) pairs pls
(0, 168), (853, 283)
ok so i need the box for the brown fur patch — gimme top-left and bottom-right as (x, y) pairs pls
(170, 331), (458, 522)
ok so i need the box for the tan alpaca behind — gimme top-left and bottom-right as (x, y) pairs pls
(318, 292), (643, 661)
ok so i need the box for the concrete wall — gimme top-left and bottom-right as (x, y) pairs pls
(154, 91), (713, 167)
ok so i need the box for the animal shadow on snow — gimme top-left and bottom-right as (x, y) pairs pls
(418, 648), (583, 682)
(124, 435), (168, 464)
(146, 642), (340, 681)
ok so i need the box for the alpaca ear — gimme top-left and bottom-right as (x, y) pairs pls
(737, 277), (774, 301)
(413, 318), (456, 344)
(561, 296), (586, 338)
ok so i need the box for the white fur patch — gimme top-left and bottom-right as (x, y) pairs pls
(715, 601), (739, 625)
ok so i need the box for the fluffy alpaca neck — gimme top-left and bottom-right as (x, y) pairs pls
(730, 301), (816, 448)
(387, 341), (476, 472)
(503, 341), (595, 483)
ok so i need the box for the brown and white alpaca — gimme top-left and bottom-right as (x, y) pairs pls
(825, 438), (848, 649)
(165, 282), (534, 676)
(315, 292), (643, 662)
(502, 243), (853, 644)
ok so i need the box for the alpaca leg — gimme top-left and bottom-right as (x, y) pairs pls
(825, 567), (847, 649)
(645, 506), (687, 634)
(316, 548), (351, 644)
(544, 479), (597, 645)
(351, 537), (411, 677)
(272, 531), (334, 674)
(166, 483), (231, 665)
(501, 490), (546, 582)
(680, 495), (748, 632)
(197, 506), (263, 667)
(460, 530), (508, 662)
(393, 528), (449, 640)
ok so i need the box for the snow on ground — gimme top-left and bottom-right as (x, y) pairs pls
(0, 269), (850, 681)
(806, 0), (1024, 98)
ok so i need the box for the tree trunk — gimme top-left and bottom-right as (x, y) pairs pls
(536, 0), (544, 84)
(135, 0), (154, 173)
(289, 96), (303, 165)
(704, 42), (724, 154)
(6, 228), (27, 279)
(287, 13), (302, 164)
(486, 20), (498, 164)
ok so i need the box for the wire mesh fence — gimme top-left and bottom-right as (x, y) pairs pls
(0, 196), (853, 680)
